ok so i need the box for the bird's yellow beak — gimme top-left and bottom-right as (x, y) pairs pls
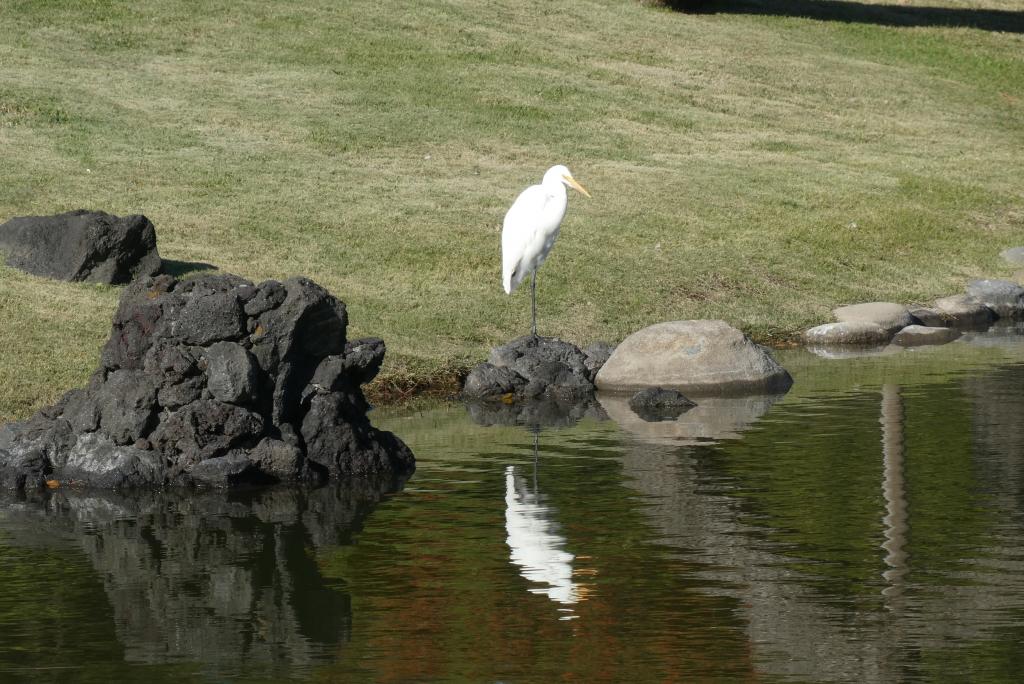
(563, 174), (592, 198)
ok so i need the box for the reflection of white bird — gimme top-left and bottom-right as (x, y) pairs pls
(502, 165), (591, 337)
(505, 465), (580, 609)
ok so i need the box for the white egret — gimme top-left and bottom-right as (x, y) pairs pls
(502, 165), (591, 337)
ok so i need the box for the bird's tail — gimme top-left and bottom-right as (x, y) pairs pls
(502, 260), (517, 294)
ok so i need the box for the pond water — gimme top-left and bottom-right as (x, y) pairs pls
(3, 326), (1024, 682)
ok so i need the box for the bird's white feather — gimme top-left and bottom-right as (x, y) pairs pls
(501, 176), (569, 294)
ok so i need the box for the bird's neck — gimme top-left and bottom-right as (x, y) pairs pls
(542, 180), (567, 199)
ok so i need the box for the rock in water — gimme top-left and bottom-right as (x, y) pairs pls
(932, 295), (996, 329)
(0, 209), (161, 284)
(832, 302), (913, 335)
(462, 335), (611, 403)
(965, 280), (1024, 319)
(628, 388), (696, 423)
(596, 320), (792, 395)
(892, 325), (961, 347)
(803, 321), (891, 347)
(0, 273), (414, 490)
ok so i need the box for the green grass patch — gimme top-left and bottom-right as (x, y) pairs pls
(1, 0), (1023, 417)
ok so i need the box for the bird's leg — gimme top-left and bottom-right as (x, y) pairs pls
(532, 429), (540, 492)
(531, 271), (538, 340)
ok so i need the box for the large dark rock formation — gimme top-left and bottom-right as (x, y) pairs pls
(0, 273), (413, 489)
(0, 209), (162, 284)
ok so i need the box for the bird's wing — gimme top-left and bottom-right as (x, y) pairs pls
(502, 184), (553, 293)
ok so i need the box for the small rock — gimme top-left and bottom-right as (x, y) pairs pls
(157, 376), (206, 410)
(965, 279), (1024, 319)
(932, 294), (996, 329)
(462, 363), (526, 399)
(804, 321), (891, 347)
(243, 280), (287, 316)
(150, 400), (265, 465)
(908, 307), (947, 327)
(204, 341), (258, 404)
(250, 438), (303, 481)
(340, 337), (386, 385)
(833, 302), (913, 335)
(489, 335), (590, 378)
(628, 388), (696, 423)
(892, 325), (961, 347)
(95, 369), (160, 445)
(173, 290), (247, 346)
(466, 335), (595, 401)
(188, 452), (266, 487)
(62, 433), (165, 489)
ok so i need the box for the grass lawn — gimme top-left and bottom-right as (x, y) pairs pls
(1, 0), (1022, 420)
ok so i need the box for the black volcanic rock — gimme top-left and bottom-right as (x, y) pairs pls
(462, 335), (614, 404)
(0, 209), (161, 283)
(0, 273), (414, 490)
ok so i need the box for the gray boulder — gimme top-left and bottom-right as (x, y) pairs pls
(804, 321), (891, 347)
(0, 209), (161, 284)
(596, 320), (792, 395)
(909, 307), (947, 327)
(833, 302), (913, 335)
(965, 279), (1024, 319)
(0, 272), (413, 490)
(892, 325), (961, 347)
(931, 294), (996, 329)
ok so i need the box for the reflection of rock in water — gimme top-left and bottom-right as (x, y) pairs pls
(505, 464), (581, 615)
(465, 396), (607, 429)
(598, 392), (783, 446)
(960, 321), (1024, 350)
(0, 477), (406, 677)
(965, 363), (1024, 504)
(619, 380), (1024, 683)
(806, 344), (897, 360)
